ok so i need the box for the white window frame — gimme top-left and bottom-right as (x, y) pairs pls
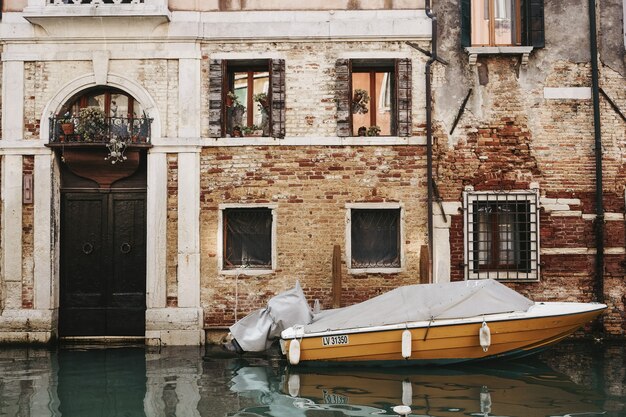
(346, 202), (405, 275)
(464, 189), (540, 281)
(218, 203), (277, 275)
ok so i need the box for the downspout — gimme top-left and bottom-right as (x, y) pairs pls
(425, 0), (437, 283)
(589, 0), (605, 307)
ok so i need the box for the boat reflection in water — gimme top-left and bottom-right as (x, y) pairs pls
(229, 359), (606, 417)
(0, 345), (620, 416)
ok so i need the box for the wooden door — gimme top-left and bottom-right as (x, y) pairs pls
(60, 192), (146, 336)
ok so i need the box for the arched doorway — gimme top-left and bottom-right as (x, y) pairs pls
(54, 87), (150, 337)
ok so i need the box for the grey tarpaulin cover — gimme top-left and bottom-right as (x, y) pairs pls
(230, 281), (312, 352)
(303, 279), (534, 334)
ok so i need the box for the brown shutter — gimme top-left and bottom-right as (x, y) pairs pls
(270, 59), (286, 138)
(395, 58), (412, 137)
(335, 59), (351, 137)
(208, 59), (224, 138)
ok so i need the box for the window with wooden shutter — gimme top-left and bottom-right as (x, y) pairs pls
(337, 59), (412, 137)
(209, 58), (286, 138)
(462, 0), (544, 48)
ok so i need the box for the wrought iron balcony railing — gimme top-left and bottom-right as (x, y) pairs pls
(49, 115), (152, 147)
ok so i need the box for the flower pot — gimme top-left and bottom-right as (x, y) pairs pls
(61, 123), (74, 135)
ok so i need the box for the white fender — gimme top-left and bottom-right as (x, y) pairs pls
(402, 380), (413, 406)
(288, 374), (301, 397)
(479, 321), (491, 352)
(392, 405), (412, 416)
(289, 339), (301, 365)
(401, 329), (412, 359)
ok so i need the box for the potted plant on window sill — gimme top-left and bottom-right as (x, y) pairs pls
(243, 125), (264, 137)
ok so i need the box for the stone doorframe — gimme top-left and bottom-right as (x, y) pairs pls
(33, 73), (204, 345)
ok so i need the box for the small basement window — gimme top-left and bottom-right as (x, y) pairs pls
(347, 206), (402, 272)
(221, 207), (275, 271)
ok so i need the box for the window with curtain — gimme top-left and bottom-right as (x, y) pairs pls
(465, 191), (539, 281)
(350, 208), (401, 269)
(222, 208), (273, 270)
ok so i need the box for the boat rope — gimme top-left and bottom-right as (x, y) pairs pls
(423, 316), (434, 341)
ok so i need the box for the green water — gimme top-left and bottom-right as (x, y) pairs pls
(0, 341), (623, 416)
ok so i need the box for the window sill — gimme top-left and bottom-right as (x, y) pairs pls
(465, 46), (534, 66)
(220, 268), (274, 276)
(348, 267), (403, 275)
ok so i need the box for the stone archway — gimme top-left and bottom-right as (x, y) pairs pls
(42, 74), (160, 338)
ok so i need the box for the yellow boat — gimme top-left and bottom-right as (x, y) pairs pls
(226, 280), (606, 366)
(279, 301), (606, 366)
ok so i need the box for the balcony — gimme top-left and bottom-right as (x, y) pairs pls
(23, 0), (170, 36)
(48, 114), (152, 148)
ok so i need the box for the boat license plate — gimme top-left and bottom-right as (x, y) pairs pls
(322, 335), (349, 346)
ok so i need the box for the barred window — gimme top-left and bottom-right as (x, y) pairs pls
(348, 207), (401, 270)
(222, 207), (274, 270)
(465, 191), (539, 281)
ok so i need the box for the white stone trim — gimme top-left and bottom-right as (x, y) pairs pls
(543, 87), (592, 100)
(465, 46), (533, 66)
(337, 51), (412, 59)
(582, 212), (625, 221)
(0, 142), (51, 155)
(146, 152), (168, 309)
(1, 156), (24, 308)
(345, 202), (405, 275)
(177, 152), (201, 308)
(2, 61), (25, 141)
(217, 203), (278, 275)
(432, 201), (461, 284)
(541, 247), (626, 255)
(151, 136), (427, 148)
(199, 10), (432, 41)
(33, 154), (53, 310)
(178, 59), (202, 139)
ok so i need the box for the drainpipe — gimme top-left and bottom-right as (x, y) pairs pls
(425, 0), (437, 283)
(589, 0), (605, 307)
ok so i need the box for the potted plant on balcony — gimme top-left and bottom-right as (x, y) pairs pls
(242, 124), (263, 137)
(76, 106), (106, 142)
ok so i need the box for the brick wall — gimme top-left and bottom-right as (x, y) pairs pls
(199, 145), (428, 327)
(435, 55), (626, 336)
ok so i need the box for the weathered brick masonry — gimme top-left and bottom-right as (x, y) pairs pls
(433, 2), (626, 336)
(199, 146), (428, 327)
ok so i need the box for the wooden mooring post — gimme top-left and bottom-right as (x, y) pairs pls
(332, 244), (342, 308)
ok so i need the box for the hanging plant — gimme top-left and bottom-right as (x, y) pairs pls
(352, 89), (370, 114)
(75, 106), (106, 142)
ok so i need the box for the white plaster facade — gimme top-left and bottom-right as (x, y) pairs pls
(0, 2), (432, 345)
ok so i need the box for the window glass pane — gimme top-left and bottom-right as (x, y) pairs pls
(494, 0), (514, 45)
(224, 208), (272, 269)
(227, 70), (270, 136)
(351, 209), (400, 268)
(351, 71), (393, 136)
(471, 0), (491, 45)
(110, 94), (129, 118)
(472, 201), (530, 271)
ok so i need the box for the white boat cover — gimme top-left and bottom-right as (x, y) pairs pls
(229, 281), (313, 352)
(303, 279), (534, 334)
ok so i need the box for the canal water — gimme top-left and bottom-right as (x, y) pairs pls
(0, 340), (624, 417)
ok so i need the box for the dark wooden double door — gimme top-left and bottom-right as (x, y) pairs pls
(60, 192), (146, 336)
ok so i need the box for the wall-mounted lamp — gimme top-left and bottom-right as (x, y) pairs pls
(23, 174), (33, 204)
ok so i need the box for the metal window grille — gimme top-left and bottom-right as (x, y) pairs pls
(464, 191), (539, 281)
(350, 208), (401, 269)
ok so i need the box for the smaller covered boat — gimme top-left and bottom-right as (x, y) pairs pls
(226, 280), (606, 366)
